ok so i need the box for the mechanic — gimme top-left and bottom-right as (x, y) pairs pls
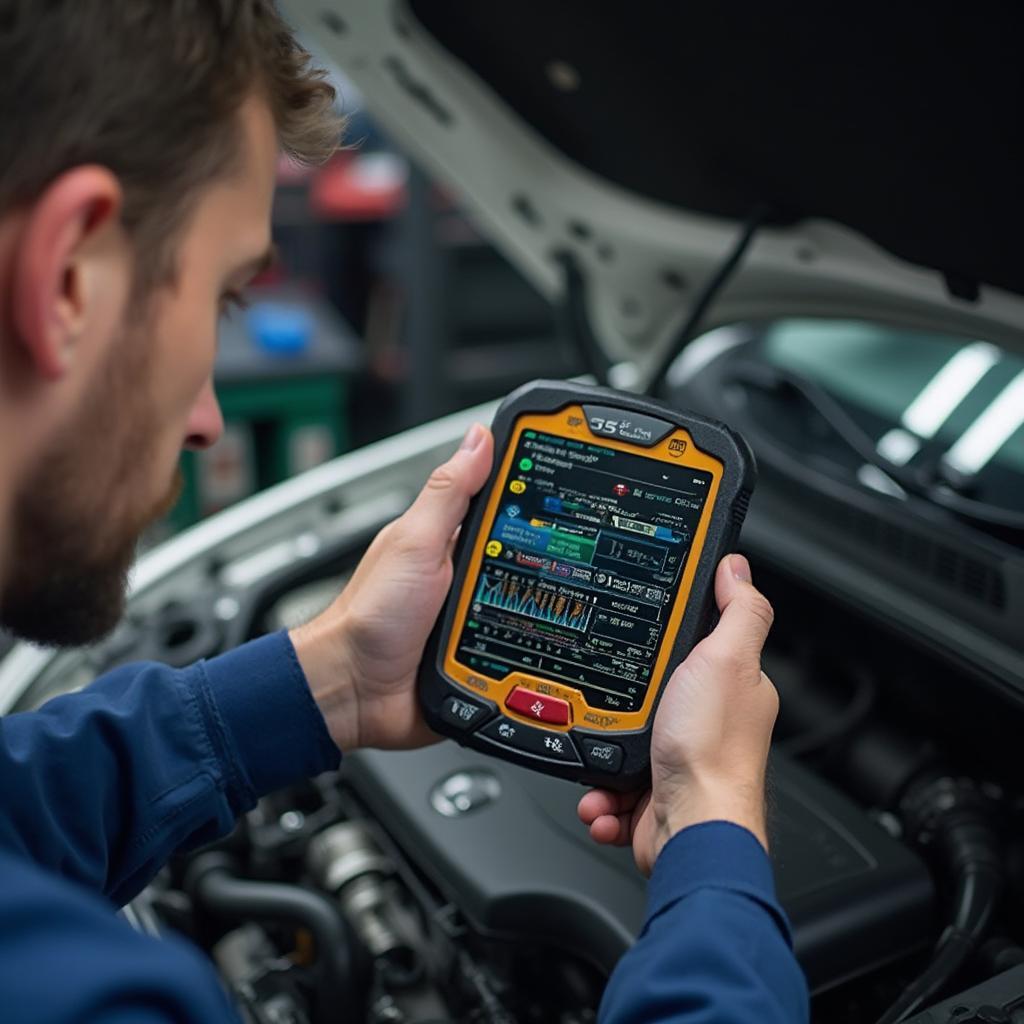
(0, 3), (807, 1022)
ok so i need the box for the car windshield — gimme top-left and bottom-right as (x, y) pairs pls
(751, 319), (1024, 521)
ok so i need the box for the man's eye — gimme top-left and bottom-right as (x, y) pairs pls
(219, 290), (251, 318)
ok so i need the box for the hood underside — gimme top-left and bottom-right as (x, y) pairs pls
(286, 1), (1024, 376)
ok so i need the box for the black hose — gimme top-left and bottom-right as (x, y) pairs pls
(555, 250), (612, 385)
(874, 777), (1003, 1024)
(778, 667), (877, 759)
(645, 205), (770, 397)
(187, 853), (362, 1024)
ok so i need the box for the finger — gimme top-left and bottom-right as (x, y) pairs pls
(589, 812), (633, 845)
(697, 554), (774, 664)
(578, 788), (643, 825)
(402, 424), (494, 558)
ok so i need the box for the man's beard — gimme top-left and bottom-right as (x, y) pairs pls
(0, 325), (183, 648)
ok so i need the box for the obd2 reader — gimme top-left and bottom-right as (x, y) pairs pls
(418, 380), (756, 790)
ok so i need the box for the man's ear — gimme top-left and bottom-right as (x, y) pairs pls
(10, 166), (124, 380)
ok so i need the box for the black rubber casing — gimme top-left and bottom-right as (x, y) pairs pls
(418, 380), (757, 789)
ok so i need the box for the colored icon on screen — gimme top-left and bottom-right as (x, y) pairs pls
(485, 540), (503, 557)
(613, 483), (630, 497)
(510, 480), (527, 494)
(519, 458), (533, 472)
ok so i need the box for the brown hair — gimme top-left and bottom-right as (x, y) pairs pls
(0, 0), (342, 288)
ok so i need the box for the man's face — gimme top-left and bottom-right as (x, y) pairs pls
(0, 96), (279, 646)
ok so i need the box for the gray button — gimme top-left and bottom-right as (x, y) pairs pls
(580, 737), (624, 773)
(582, 405), (674, 447)
(439, 694), (489, 732)
(477, 716), (581, 764)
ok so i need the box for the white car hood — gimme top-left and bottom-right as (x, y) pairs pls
(284, 1), (1024, 381)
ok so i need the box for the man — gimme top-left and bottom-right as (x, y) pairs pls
(0, 2), (808, 1021)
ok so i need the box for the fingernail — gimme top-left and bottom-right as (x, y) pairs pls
(459, 423), (485, 452)
(730, 554), (752, 582)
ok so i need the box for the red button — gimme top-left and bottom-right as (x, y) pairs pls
(506, 687), (571, 725)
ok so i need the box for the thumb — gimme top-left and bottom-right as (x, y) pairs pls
(696, 554), (775, 667)
(402, 423), (494, 558)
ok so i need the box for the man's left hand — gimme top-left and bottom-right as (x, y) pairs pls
(289, 423), (494, 752)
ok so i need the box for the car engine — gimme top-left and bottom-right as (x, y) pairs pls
(3, 360), (1024, 1023)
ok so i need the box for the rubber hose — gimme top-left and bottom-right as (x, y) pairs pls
(875, 778), (1003, 1024)
(187, 853), (362, 1024)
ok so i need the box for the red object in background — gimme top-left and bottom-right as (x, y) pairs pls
(613, 483), (630, 497)
(310, 151), (408, 222)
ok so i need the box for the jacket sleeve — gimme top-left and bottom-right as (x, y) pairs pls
(0, 845), (243, 1024)
(598, 821), (810, 1024)
(0, 631), (340, 907)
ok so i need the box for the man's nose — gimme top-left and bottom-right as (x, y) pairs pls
(183, 379), (225, 451)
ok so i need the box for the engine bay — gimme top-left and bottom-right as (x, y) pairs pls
(4, 355), (1024, 1022)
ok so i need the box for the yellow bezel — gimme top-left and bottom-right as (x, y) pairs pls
(444, 405), (723, 733)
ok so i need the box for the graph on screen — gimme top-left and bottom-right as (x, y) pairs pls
(474, 571), (593, 632)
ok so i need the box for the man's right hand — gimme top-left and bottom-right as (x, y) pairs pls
(577, 554), (778, 876)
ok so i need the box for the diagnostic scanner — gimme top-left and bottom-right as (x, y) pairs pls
(418, 380), (756, 790)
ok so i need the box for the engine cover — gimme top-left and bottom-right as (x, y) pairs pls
(344, 745), (933, 994)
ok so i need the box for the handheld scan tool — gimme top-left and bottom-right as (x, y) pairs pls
(418, 380), (756, 790)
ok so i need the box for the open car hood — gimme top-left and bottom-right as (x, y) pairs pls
(284, 1), (1024, 379)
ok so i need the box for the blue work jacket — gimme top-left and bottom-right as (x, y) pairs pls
(0, 631), (808, 1022)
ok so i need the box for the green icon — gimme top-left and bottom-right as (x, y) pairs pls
(519, 457), (533, 471)
(525, 431), (536, 439)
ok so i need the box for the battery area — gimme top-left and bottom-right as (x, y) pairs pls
(454, 428), (712, 712)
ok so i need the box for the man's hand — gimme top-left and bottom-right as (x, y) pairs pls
(289, 423), (494, 753)
(578, 555), (778, 876)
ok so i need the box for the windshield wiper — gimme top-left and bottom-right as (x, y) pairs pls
(731, 360), (1024, 532)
